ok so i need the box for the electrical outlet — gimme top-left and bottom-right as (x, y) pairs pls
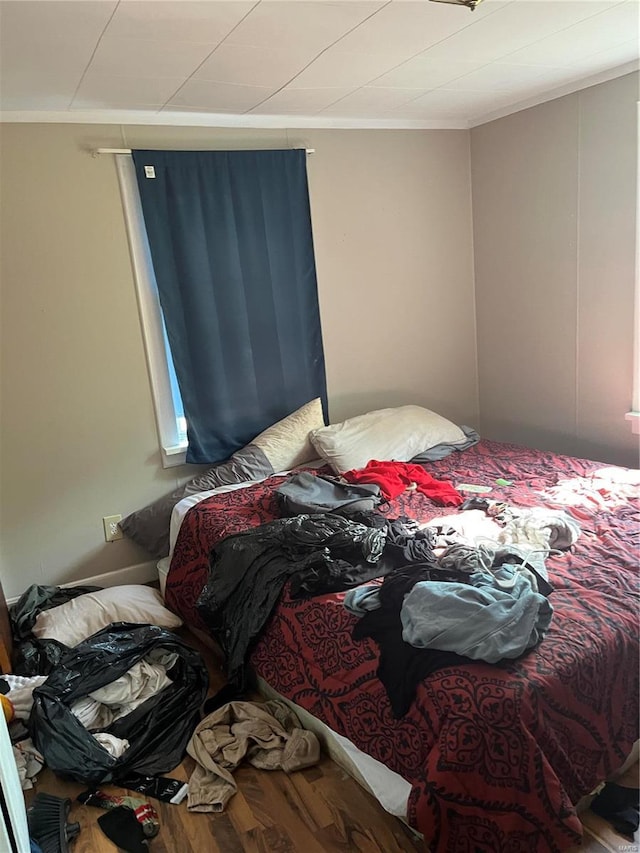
(103, 514), (123, 542)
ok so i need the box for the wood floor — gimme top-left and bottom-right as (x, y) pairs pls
(24, 627), (638, 853)
(568, 759), (639, 853)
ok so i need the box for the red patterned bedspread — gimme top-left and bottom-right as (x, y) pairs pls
(166, 440), (640, 852)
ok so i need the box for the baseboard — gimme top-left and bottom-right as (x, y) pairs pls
(6, 560), (159, 606)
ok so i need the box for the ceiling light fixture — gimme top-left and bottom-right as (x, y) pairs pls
(429, 0), (484, 10)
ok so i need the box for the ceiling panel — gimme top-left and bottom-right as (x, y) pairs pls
(394, 87), (517, 119)
(372, 58), (491, 89)
(329, 0), (508, 55)
(441, 62), (568, 92)
(104, 1), (255, 43)
(415, 0), (618, 64)
(224, 1), (385, 51)
(320, 86), (428, 116)
(0, 73), (79, 111)
(72, 74), (185, 109)
(0, 36), (98, 79)
(0, 0), (115, 102)
(194, 42), (314, 89)
(253, 87), (358, 115)
(503, 1), (639, 66)
(0, 1), (117, 42)
(561, 38), (640, 77)
(167, 79), (277, 112)
(287, 49), (408, 89)
(88, 36), (214, 79)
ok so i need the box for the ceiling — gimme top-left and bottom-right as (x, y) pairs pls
(0, 0), (638, 129)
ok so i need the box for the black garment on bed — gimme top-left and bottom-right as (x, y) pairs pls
(288, 553), (396, 598)
(384, 516), (438, 568)
(353, 565), (477, 719)
(197, 512), (392, 688)
(289, 514), (440, 597)
(279, 511), (386, 564)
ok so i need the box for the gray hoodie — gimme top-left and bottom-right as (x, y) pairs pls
(400, 566), (553, 663)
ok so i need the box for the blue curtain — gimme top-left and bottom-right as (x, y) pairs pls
(132, 149), (327, 464)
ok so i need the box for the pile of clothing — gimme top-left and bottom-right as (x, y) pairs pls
(345, 498), (580, 717)
(187, 699), (320, 813)
(196, 510), (453, 691)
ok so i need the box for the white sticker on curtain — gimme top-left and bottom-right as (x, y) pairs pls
(144, 166), (156, 179)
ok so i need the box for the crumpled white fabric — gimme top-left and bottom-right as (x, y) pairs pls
(71, 695), (114, 731)
(498, 507), (580, 551)
(2, 675), (47, 721)
(425, 506), (580, 560)
(12, 739), (44, 790)
(66, 650), (176, 734)
(88, 651), (176, 722)
(92, 732), (130, 758)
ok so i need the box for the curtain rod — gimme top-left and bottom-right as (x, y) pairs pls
(92, 147), (315, 156)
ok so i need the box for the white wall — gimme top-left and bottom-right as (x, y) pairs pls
(471, 72), (638, 468)
(0, 123), (477, 598)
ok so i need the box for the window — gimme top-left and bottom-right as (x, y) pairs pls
(116, 149), (326, 466)
(115, 154), (188, 467)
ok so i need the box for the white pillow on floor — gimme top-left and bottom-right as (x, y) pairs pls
(32, 585), (182, 647)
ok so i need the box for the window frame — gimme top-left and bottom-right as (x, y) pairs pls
(115, 154), (188, 468)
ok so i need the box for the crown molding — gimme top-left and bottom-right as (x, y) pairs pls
(0, 108), (466, 130)
(469, 60), (639, 128)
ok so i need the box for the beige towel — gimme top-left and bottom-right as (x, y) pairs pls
(187, 700), (320, 812)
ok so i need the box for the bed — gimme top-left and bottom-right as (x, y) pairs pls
(164, 439), (639, 852)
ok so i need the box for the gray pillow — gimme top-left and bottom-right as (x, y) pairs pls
(410, 426), (480, 463)
(120, 398), (325, 559)
(120, 444), (273, 560)
(181, 443), (273, 496)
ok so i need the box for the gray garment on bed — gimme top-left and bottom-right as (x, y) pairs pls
(276, 472), (381, 516)
(410, 426), (480, 463)
(401, 566), (552, 664)
(343, 585), (382, 616)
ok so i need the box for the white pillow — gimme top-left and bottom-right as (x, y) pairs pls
(252, 397), (325, 471)
(32, 585), (182, 647)
(309, 405), (466, 473)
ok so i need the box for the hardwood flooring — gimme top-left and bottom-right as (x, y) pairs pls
(24, 627), (638, 853)
(567, 760), (639, 853)
(30, 757), (424, 852)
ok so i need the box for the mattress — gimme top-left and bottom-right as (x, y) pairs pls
(165, 439), (640, 852)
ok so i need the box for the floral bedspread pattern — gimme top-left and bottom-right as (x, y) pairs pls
(166, 440), (640, 852)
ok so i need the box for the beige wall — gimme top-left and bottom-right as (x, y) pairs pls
(0, 123), (477, 598)
(471, 72), (639, 469)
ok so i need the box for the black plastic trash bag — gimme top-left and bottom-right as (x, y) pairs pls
(30, 623), (208, 785)
(10, 583), (103, 675)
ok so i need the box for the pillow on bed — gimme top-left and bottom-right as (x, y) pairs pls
(309, 405), (467, 473)
(119, 443), (273, 559)
(181, 443), (273, 497)
(119, 398), (325, 559)
(251, 396), (324, 471)
(31, 585), (182, 647)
